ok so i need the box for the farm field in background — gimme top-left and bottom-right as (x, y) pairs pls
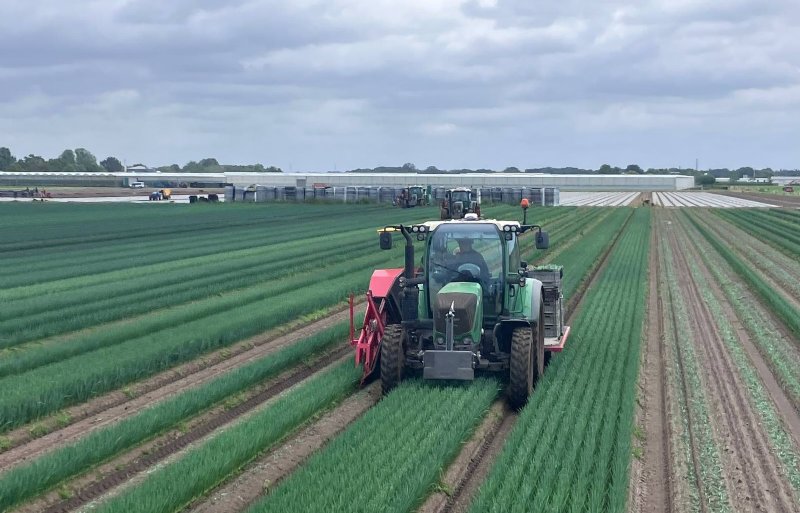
(0, 200), (798, 513)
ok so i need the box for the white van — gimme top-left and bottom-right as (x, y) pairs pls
(130, 181), (145, 188)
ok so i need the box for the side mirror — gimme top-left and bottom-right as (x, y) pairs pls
(535, 231), (549, 250)
(379, 231), (393, 250)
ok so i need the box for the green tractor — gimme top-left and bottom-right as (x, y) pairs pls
(396, 185), (428, 208)
(351, 212), (570, 408)
(440, 187), (480, 220)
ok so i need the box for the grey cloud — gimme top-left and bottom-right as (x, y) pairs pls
(0, 0), (798, 170)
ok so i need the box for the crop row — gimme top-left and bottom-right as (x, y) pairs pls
(470, 207), (651, 513)
(0, 322), (351, 512)
(714, 209), (800, 258)
(0, 246), (410, 431)
(0, 204), (418, 288)
(247, 380), (498, 513)
(0, 230), (390, 348)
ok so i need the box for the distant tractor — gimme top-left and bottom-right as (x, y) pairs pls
(350, 210), (570, 408)
(440, 187), (480, 220)
(396, 186), (427, 208)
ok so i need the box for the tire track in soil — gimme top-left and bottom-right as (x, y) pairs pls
(32, 346), (355, 513)
(666, 210), (797, 513)
(682, 212), (800, 440)
(0, 304), (357, 471)
(631, 216), (673, 513)
(660, 218), (709, 513)
(415, 208), (635, 513)
(185, 382), (382, 513)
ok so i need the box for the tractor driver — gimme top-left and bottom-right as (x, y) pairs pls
(452, 238), (490, 281)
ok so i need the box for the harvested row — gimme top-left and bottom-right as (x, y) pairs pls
(655, 210), (800, 512)
(469, 207), (651, 513)
(686, 213), (800, 338)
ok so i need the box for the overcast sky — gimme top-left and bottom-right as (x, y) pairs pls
(1, 0), (798, 171)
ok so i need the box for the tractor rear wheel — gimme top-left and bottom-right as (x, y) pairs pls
(380, 324), (405, 395)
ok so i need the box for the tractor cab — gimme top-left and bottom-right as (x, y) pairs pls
(440, 187), (480, 220)
(352, 210), (570, 409)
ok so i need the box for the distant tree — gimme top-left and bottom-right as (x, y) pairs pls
(425, 165), (440, 173)
(402, 162), (416, 171)
(503, 166), (521, 173)
(199, 158), (219, 168)
(265, 166), (282, 172)
(23, 154), (48, 172)
(598, 164), (614, 174)
(60, 149), (76, 165)
(0, 147), (16, 170)
(626, 164), (643, 174)
(75, 148), (102, 172)
(696, 174), (716, 186)
(100, 156), (124, 173)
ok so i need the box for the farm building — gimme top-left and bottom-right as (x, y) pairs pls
(0, 171), (694, 191)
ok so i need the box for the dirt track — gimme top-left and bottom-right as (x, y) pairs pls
(715, 190), (800, 208)
(637, 209), (799, 513)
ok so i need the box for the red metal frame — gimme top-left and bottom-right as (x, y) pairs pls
(545, 325), (570, 352)
(350, 290), (387, 383)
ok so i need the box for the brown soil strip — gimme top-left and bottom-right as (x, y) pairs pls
(667, 209), (797, 512)
(714, 191), (800, 209)
(630, 216), (672, 513)
(0, 303), (356, 470)
(417, 402), (512, 513)
(186, 382), (382, 513)
(660, 217), (708, 513)
(28, 347), (353, 513)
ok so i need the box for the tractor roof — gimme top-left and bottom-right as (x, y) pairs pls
(419, 218), (521, 231)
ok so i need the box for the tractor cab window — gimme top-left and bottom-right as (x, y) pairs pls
(450, 191), (470, 203)
(428, 224), (504, 304)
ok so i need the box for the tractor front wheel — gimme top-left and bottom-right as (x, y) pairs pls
(380, 324), (405, 395)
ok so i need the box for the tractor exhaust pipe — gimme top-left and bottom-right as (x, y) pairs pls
(399, 225), (419, 321)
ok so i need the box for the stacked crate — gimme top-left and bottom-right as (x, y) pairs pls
(531, 265), (564, 339)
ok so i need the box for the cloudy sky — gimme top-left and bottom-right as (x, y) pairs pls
(1, 0), (798, 171)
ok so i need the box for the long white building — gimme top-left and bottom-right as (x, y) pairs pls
(0, 171), (695, 191)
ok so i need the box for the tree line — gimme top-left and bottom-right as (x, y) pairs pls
(346, 162), (797, 178)
(0, 147), (282, 174)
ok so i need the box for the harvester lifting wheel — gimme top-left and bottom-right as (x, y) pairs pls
(507, 306), (545, 409)
(380, 324), (405, 394)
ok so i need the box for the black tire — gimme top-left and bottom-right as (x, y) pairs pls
(508, 326), (533, 409)
(380, 325), (404, 395)
(508, 306), (545, 409)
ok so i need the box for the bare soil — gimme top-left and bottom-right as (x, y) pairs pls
(0, 304), (356, 471)
(654, 209), (798, 512)
(630, 218), (672, 513)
